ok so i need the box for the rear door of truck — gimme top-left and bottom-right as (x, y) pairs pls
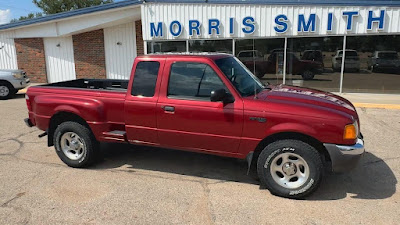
(124, 57), (165, 145)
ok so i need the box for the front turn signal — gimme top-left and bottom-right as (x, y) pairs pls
(343, 124), (357, 140)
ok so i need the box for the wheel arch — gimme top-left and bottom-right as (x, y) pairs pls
(48, 111), (93, 147)
(251, 132), (331, 168)
(0, 79), (14, 89)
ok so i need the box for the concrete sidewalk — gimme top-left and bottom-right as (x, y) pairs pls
(336, 93), (400, 110)
(18, 83), (400, 109)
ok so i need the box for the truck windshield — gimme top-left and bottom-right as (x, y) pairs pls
(215, 57), (265, 97)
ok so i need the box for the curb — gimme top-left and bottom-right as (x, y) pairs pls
(353, 103), (400, 110)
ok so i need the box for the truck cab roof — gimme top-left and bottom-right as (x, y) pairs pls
(138, 52), (232, 60)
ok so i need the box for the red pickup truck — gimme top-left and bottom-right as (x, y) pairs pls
(24, 53), (364, 199)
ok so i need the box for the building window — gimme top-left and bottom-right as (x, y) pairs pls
(189, 40), (233, 54)
(131, 61), (160, 97)
(168, 62), (226, 100)
(343, 35), (400, 94)
(286, 36), (344, 92)
(235, 38), (285, 85)
(147, 41), (186, 53)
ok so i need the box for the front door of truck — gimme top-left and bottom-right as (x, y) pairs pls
(156, 59), (244, 155)
(125, 58), (164, 145)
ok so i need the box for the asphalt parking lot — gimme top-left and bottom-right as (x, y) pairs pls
(0, 94), (399, 224)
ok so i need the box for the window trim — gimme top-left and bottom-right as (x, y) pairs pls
(131, 61), (161, 97)
(166, 61), (231, 102)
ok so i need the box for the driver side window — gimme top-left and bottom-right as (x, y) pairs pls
(168, 62), (228, 100)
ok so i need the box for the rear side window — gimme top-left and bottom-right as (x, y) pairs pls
(168, 62), (226, 100)
(131, 61), (160, 97)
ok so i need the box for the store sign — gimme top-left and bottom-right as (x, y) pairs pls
(149, 10), (386, 38)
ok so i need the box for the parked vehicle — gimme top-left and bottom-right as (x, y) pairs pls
(332, 50), (360, 72)
(237, 50), (264, 61)
(268, 52), (323, 80)
(237, 50), (270, 78)
(25, 53), (364, 199)
(301, 50), (325, 70)
(239, 50), (323, 80)
(0, 70), (30, 100)
(367, 51), (400, 73)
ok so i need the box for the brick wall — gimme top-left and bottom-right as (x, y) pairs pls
(15, 38), (47, 83)
(72, 29), (106, 79)
(135, 20), (144, 55)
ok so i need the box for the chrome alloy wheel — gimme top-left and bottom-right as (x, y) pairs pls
(0, 85), (9, 97)
(270, 152), (310, 189)
(60, 132), (86, 160)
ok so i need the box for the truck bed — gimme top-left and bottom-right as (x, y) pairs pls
(41, 79), (129, 92)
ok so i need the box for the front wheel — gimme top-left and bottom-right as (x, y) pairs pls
(301, 70), (315, 80)
(257, 140), (323, 199)
(0, 81), (15, 100)
(54, 121), (99, 168)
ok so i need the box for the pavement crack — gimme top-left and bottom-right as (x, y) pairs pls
(201, 182), (216, 225)
(0, 192), (32, 225)
(1, 192), (26, 207)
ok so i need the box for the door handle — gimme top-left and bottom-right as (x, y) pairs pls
(163, 106), (175, 112)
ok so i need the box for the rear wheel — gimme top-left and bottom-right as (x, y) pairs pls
(54, 121), (99, 168)
(257, 139), (323, 199)
(301, 70), (315, 80)
(0, 81), (15, 100)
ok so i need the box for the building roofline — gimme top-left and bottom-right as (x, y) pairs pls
(0, 0), (142, 31)
(1, 0), (399, 31)
(146, 0), (400, 6)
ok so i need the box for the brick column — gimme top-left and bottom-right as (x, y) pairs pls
(73, 29), (106, 79)
(15, 38), (47, 83)
(135, 20), (144, 55)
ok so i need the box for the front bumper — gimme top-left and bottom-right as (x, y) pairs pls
(323, 138), (365, 172)
(11, 78), (30, 90)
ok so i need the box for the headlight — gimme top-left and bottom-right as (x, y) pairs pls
(343, 121), (359, 140)
(12, 72), (23, 79)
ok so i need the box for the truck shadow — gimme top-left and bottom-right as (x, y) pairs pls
(94, 143), (397, 200)
(309, 151), (397, 200)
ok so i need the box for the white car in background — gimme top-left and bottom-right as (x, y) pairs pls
(332, 50), (360, 72)
(0, 70), (30, 100)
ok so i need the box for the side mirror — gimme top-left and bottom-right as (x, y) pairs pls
(210, 89), (235, 104)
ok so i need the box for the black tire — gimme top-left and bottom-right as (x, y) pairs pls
(255, 70), (265, 79)
(54, 121), (99, 168)
(257, 139), (323, 199)
(0, 81), (15, 100)
(301, 70), (315, 80)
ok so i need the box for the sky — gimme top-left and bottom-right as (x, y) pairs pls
(0, 0), (124, 25)
(0, 0), (41, 24)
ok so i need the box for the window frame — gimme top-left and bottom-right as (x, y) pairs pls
(130, 61), (161, 98)
(166, 61), (231, 102)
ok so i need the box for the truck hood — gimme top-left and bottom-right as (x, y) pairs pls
(256, 84), (357, 117)
(0, 69), (23, 73)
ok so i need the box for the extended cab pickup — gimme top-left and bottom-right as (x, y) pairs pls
(25, 54), (364, 199)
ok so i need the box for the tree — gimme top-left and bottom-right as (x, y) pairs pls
(10, 12), (43, 23)
(11, 0), (114, 22)
(33, 0), (114, 15)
